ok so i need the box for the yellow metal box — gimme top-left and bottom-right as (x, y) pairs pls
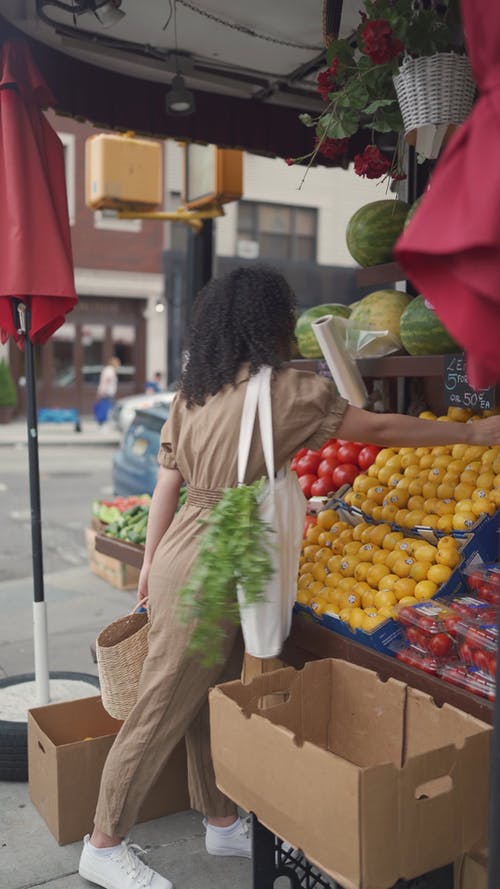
(85, 133), (163, 211)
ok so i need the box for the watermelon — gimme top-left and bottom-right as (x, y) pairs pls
(295, 303), (351, 358)
(404, 197), (421, 229)
(346, 200), (410, 267)
(399, 295), (458, 355)
(348, 289), (411, 346)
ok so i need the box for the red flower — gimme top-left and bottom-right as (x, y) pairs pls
(285, 157), (294, 166)
(360, 19), (403, 64)
(317, 59), (340, 101)
(315, 136), (349, 160)
(354, 145), (391, 179)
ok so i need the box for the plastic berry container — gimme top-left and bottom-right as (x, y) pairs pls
(439, 663), (496, 701)
(396, 646), (442, 675)
(397, 602), (459, 659)
(463, 563), (500, 607)
(448, 595), (497, 623)
(455, 620), (498, 677)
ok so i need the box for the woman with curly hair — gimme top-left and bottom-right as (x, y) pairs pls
(80, 265), (500, 889)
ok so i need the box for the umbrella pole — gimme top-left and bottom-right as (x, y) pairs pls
(16, 302), (50, 706)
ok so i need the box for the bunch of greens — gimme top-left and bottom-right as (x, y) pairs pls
(178, 479), (274, 667)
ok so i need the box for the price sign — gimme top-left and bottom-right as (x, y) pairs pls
(444, 354), (495, 411)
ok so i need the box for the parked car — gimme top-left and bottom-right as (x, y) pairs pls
(111, 390), (176, 434)
(112, 403), (169, 496)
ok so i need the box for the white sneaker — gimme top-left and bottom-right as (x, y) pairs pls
(78, 834), (173, 889)
(204, 817), (251, 859)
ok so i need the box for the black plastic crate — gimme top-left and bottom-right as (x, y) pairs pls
(251, 815), (454, 889)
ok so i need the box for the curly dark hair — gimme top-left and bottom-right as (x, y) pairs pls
(180, 265), (297, 406)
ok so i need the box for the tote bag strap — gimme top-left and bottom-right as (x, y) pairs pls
(237, 366), (275, 490)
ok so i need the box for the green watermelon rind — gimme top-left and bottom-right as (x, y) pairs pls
(399, 295), (458, 355)
(295, 303), (351, 358)
(346, 200), (410, 268)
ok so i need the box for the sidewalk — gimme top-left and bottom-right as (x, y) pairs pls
(0, 415), (121, 447)
(0, 564), (252, 889)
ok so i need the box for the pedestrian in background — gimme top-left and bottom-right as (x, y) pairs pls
(145, 371), (162, 394)
(93, 356), (120, 426)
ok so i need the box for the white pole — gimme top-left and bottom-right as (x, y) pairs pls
(33, 601), (50, 705)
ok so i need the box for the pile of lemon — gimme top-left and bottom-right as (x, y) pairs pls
(342, 408), (500, 533)
(297, 508), (462, 633)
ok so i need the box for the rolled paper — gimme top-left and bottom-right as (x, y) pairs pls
(312, 314), (368, 407)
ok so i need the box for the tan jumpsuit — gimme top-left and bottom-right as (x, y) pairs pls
(95, 365), (347, 837)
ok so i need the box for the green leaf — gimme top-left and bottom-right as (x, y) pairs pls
(325, 112), (360, 139)
(178, 479), (275, 667)
(363, 98), (397, 114)
(326, 38), (354, 67)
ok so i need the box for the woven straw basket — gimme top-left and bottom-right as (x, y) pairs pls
(393, 53), (475, 157)
(96, 604), (149, 720)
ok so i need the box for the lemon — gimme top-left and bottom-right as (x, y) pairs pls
(427, 564), (452, 585)
(477, 471), (495, 489)
(312, 563), (328, 583)
(308, 581), (325, 597)
(384, 551), (401, 571)
(296, 589), (312, 605)
(393, 557), (415, 578)
(436, 547), (461, 568)
(381, 504), (399, 523)
(436, 498), (456, 516)
(357, 543), (376, 562)
(409, 560), (431, 582)
(419, 455), (434, 470)
(452, 513), (476, 532)
(314, 546), (333, 563)
(298, 573), (314, 589)
(338, 576), (357, 592)
(375, 448), (396, 467)
(361, 589), (377, 609)
(437, 515), (454, 533)
(362, 613), (386, 632)
(401, 453), (419, 468)
(316, 508), (339, 530)
(310, 596), (329, 616)
(366, 563), (390, 587)
(382, 530), (404, 550)
(397, 596), (418, 606)
(447, 406), (473, 422)
(352, 522), (370, 541)
(393, 577), (417, 601)
(404, 465), (421, 480)
(372, 549), (389, 565)
(305, 525), (322, 544)
(414, 580), (438, 600)
(354, 561), (371, 582)
(413, 543), (438, 563)
(452, 444), (468, 460)
(395, 509), (411, 526)
(422, 515), (439, 529)
(349, 607), (365, 631)
(472, 500), (496, 517)
(338, 606), (352, 623)
(419, 411), (436, 420)
(378, 604), (398, 619)
(407, 494), (426, 511)
(454, 481), (475, 501)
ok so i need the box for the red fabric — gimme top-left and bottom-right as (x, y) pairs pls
(395, 0), (500, 390)
(0, 39), (76, 346)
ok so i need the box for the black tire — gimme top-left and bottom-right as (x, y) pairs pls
(0, 671), (100, 781)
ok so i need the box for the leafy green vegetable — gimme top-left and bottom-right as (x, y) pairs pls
(178, 479), (274, 667)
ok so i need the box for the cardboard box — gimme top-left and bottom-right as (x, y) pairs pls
(210, 659), (491, 889)
(28, 696), (190, 845)
(86, 527), (140, 590)
(455, 850), (488, 889)
(85, 133), (162, 211)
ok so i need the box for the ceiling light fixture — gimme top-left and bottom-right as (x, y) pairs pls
(165, 1), (195, 116)
(39, 0), (125, 29)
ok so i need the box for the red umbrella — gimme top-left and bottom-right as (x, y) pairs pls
(395, 0), (500, 390)
(0, 39), (77, 705)
(0, 39), (76, 345)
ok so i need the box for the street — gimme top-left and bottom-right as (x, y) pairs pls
(0, 443), (115, 582)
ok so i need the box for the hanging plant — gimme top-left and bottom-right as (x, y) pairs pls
(287, 0), (465, 182)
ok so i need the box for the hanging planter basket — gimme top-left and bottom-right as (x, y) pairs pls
(393, 53), (475, 159)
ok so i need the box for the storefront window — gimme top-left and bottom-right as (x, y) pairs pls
(82, 324), (106, 385)
(237, 201), (317, 261)
(53, 322), (76, 387)
(112, 324), (135, 386)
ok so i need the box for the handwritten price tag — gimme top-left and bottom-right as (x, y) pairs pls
(444, 354), (495, 411)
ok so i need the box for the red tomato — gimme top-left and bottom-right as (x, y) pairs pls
(337, 442), (364, 465)
(357, 444), (381, 471)
(473, 649), (491, 674)
(317, 459), (336, 480)
(291, 448), (307, 471)
(296, 453), (322, 476)
(310, 476), (334, 497)
(406, 626), (421, 647)
(298, 473), (317, 499)
(428, 633), (452, 658)
(443, 615), (460, 636)
(322, 438), (337, 448)
(321, 443), (340, 463)
(332, 463), (359, 489)
(489, 654), (497, 676)
(459, 642), (474, 664)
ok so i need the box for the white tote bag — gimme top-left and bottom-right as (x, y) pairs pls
(237, 366), (306, 658)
